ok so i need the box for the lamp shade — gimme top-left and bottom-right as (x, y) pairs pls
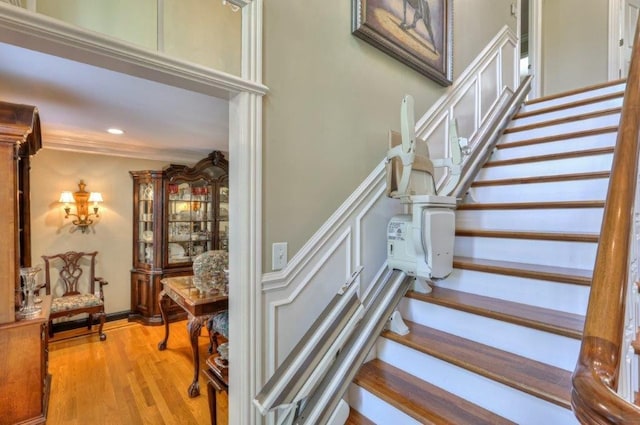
(88, 192), (103, 203)
(59, 191), (75, 203)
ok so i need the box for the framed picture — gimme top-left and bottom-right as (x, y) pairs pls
(352, 0), (453, 86)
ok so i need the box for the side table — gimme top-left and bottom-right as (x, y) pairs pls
(204, 354), (229, 425)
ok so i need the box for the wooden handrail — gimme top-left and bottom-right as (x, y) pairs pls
(571, 16), (640, 424)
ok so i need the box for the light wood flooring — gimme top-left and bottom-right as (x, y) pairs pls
(47, 319), (212, 425)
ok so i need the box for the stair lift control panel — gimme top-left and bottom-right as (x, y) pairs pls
(386, 95), (467, 292)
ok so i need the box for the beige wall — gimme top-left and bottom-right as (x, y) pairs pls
(262, 0), (516, 271)
(541, 0), (609, 95)
(163, 0), (241, 74)
(30, 149), (169, 314)
(35, 0), (241, 75)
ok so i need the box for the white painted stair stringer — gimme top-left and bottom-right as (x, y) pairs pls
(492, 131), (617, 161)
(437, 269), (590, 315)
(456, 207), (604, 233)
(454, 236), (597, 269)
(500, 113), (620, 143)
(509, 97), (623, 128)
(518, 82), (625, 114)
(376, 339), (579, 425)
(397, 298), (581, 370)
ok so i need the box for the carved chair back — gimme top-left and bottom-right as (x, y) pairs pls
(42, 251), (98, 298)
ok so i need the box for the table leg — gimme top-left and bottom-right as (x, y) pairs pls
(187, 316), (202, 398)
(157, 290), (170, 351)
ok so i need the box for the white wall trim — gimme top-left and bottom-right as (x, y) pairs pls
(528, 0), (543, 98)
(227, 1), (263, 424)
(0, 2), (267, 99)
(609, 0), (623, 80)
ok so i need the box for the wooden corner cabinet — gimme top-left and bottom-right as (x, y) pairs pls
(129, 151), (229, 325)
(0, 101), (49, 425)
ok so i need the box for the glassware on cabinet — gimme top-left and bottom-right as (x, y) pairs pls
(17, 266), (43, 319)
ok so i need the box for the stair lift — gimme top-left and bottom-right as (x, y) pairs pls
(386, 95), (467, 296)
(253, 96), (468, 425)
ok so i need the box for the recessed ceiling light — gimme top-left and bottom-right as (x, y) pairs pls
(107, 128), (124, 135)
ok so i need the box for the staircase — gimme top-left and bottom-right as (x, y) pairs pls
(346, 79), (626, 424)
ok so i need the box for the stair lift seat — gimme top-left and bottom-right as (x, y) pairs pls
(386, 95), (465, 290)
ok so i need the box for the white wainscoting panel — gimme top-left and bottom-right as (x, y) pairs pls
(261, 161), (402, 375)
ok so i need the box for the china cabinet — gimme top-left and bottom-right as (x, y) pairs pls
(0, 101), (49, 425)
(129, 151), (229, 325)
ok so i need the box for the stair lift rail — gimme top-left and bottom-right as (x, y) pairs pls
(253, 267), (412, 425)
(451, 75), (532, 200)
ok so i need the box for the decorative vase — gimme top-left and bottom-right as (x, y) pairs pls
(18, 266), (42, 319)
(192, 250), (228, 293)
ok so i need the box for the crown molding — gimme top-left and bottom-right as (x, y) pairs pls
(226, 0), (253, 7)
(0, 3), (268, 99)
(44, 133), (208, 164)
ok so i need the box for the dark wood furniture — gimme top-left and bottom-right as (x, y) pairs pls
(0, 101), (48, 424)
(157, 276), (228, 398)
(42, 251), (108, 341)
(0, 296), (52, 425)
(129, 151), (229, 325)
(205, 353), (229, 425)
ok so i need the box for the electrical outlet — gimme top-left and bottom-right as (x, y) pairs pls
(272, 242), (288, 271)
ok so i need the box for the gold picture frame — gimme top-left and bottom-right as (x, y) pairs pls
(352, 0), (453, 86)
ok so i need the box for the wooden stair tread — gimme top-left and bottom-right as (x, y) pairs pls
(453, 256), (592, 286)
(456, 228), (599, 243)
(485, 146), (614, 167)
(383, 322), (573, 409)
(345, 409), (375, 425)
(354, 359), (516, 425)
(497, 126), (618, 150)
(514, 91), (624, 119)
(524, 78), (625, 106)
(407, 286), (585, 339)
(504, 108), (621, 134)
(457, 200), (605, 210)
(471, 171), (610, 187)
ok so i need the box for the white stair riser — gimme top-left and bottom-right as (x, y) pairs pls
(469, 178), (609, 203)
(501, 114), (620, 143)
(397, 298), (581, 371)
(456, 208), (604, 233)
(347, 385), (420, 425)
(493, 132), (617, 161)
(477, 153), (613, 180)
(439, 269), (590, 315)
(377, 339), (579, 425)
(510, 97), (623, 128)
(454, 236), (597, 269)
(520, 83), (625, 113)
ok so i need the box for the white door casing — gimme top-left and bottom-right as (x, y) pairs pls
(609, 0), (640, 79)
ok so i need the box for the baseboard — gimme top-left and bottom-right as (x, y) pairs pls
(50, 310), (130, 333)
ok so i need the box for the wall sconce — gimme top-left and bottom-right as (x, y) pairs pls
(59, 180), (103, 233)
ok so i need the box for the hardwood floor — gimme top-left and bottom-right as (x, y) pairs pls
(47, 319), (211, 425)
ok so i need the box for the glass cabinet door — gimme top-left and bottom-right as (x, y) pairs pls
(166, 179), (214, 264)
(218, 183), (229, 251)
(137, 181), (155, 266)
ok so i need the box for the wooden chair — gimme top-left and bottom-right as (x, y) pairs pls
(42, 251), (108, 341)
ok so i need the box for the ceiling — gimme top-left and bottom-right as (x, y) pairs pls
(0, 41), (230, 163)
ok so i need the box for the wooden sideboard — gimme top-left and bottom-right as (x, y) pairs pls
(0, 297), (51, 425)
(0, 101), (46, 424)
